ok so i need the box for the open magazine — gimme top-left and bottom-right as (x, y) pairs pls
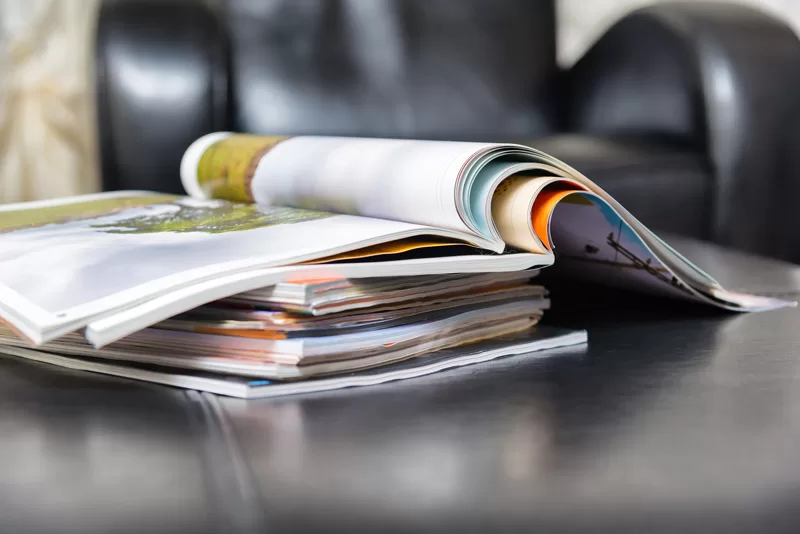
(0, 133), (791, 351)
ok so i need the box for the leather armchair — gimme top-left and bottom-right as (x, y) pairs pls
(96, 0), (800, 260)
(567, 3), (800, 260)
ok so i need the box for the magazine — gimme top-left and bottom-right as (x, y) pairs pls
(0, 134), (792, 348)
(182, 134), (793, 309)
(0, 269), (563, 394)
(0, 299), (548, 379)
(0, 328), (587, 399)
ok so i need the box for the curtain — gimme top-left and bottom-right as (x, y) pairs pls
(0, 0), (100, 203)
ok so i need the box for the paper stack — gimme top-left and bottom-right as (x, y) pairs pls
(0, 271), (585, 398)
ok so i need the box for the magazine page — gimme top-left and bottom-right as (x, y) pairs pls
(181, 133), (508, 240)
(469, 157), (793, 310)
(544, 191), (792, 310)
(0, 191), (497, 344)
(493, 147), (724, 291)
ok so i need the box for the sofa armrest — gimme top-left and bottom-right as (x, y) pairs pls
(771, 99), (800, 262)
(568, 2), (800, 254)
(96, 0), (228, 193)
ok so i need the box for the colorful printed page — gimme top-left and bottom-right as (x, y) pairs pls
(546, 192), (791, 310)
(183, 133), (490, 238)
(0, 191), (497, 343)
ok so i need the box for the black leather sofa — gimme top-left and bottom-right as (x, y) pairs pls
(96, 0), (800, 260)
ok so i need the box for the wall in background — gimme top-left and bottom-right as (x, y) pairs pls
(558, 0), (800, 65)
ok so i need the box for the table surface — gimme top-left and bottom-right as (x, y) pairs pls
(2, 238), (800, 534)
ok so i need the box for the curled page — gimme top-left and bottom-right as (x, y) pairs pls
(182, 132), (486, 238)
(546, 191), (790, 310)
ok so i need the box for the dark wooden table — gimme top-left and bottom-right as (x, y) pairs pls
(2, 238), (800, 534)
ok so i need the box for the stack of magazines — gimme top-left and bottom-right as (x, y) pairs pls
(0, 134), (790, 398)
(0, 271), (583, 398)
